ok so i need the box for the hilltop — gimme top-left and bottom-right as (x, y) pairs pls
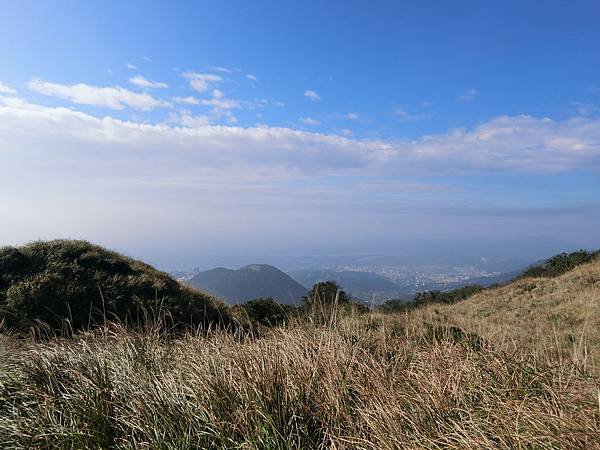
(187, 264), (307, 304)
(0, 240), (233, 331)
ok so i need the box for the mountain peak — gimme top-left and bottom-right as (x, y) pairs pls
(187, 264), (307, 305)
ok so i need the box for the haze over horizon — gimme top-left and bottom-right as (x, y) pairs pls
(1, 1), (600, 269)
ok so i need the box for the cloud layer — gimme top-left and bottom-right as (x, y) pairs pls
(1, 95), (599, 180)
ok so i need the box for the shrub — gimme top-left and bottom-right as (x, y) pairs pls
(301, 281), (357, 323)
(378, 299), (411, 313)
(241, 298), (295, 327)
(521, 249), (600, 279)
(302, 281), (350, 306)
(413, 284), (484, 306)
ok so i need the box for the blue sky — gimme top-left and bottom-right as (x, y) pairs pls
(1, 1), (600, 267)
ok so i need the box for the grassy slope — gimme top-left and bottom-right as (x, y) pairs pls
(0, 258), (599, 448)
(420, 258), (600, 363)
(0, 240), (233, 332)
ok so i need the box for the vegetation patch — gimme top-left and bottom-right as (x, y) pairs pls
(521, 249), (600, 279)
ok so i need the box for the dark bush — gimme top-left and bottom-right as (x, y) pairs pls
(378, 299), (411, 313)
(413, 284), (484, 307)
(302, 281), (350, 307)
(378, 285), (484, 314)
(521, 250), (600, 279)
(241, 298), (295, 327)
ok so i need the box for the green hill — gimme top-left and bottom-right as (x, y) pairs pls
(0, 240), (233, 331)
(187, 264), (307, 304)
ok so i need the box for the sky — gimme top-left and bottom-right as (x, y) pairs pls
(1, 0), (600, 268)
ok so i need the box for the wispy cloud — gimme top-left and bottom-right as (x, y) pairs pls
(457, 88), (479, 102)
(198, 90), (241, 119)
(345, 112), (359, 120)
(299, 117), (321, 126)
(182, 72), (222, 93)
(588, 84), (600, 95)
(172, 96), (200, 105)
(209, 66), (233, 73)
(201, 97), (240, 112)
(304, 90), (321, 101)
(126, 63), (137, 70)
(393, 108), (428, 122)
(570, 101), (597, 117)
(129, 75), (169, 89)
(246, 74), (258, 82)
(0, 82), (16, 95)
(334, 128), (352, 136)
(27, 78), (170, 110)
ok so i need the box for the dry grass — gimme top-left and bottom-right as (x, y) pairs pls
(0, 312), (598, 449)
(418, 259), (600, 367)
(1, 260), (600, 448)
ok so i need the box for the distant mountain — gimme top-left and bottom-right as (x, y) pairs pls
(288, 269), (403, 300)
(187, 264), (307, 304)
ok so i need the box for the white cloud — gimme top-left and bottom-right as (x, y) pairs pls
(28, 78), (170, 110)
(0, 82), (16, 95)
(212, 89), (224, 99)
(345, 112), (358, 120)
(304, 90), (321, 101)
(457, 88), (479, 102)
(126, 63), (138, 70)
(246, 74), (258, 82)
(299, 117), (321, 126)
(402, 115), (600, 172)
(168, 111), (212, 127)
(141, 56), (152, 62)
(182, 72), (222, 93)
(172, 96), (200, 105)
(129, 75), (168, 89)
